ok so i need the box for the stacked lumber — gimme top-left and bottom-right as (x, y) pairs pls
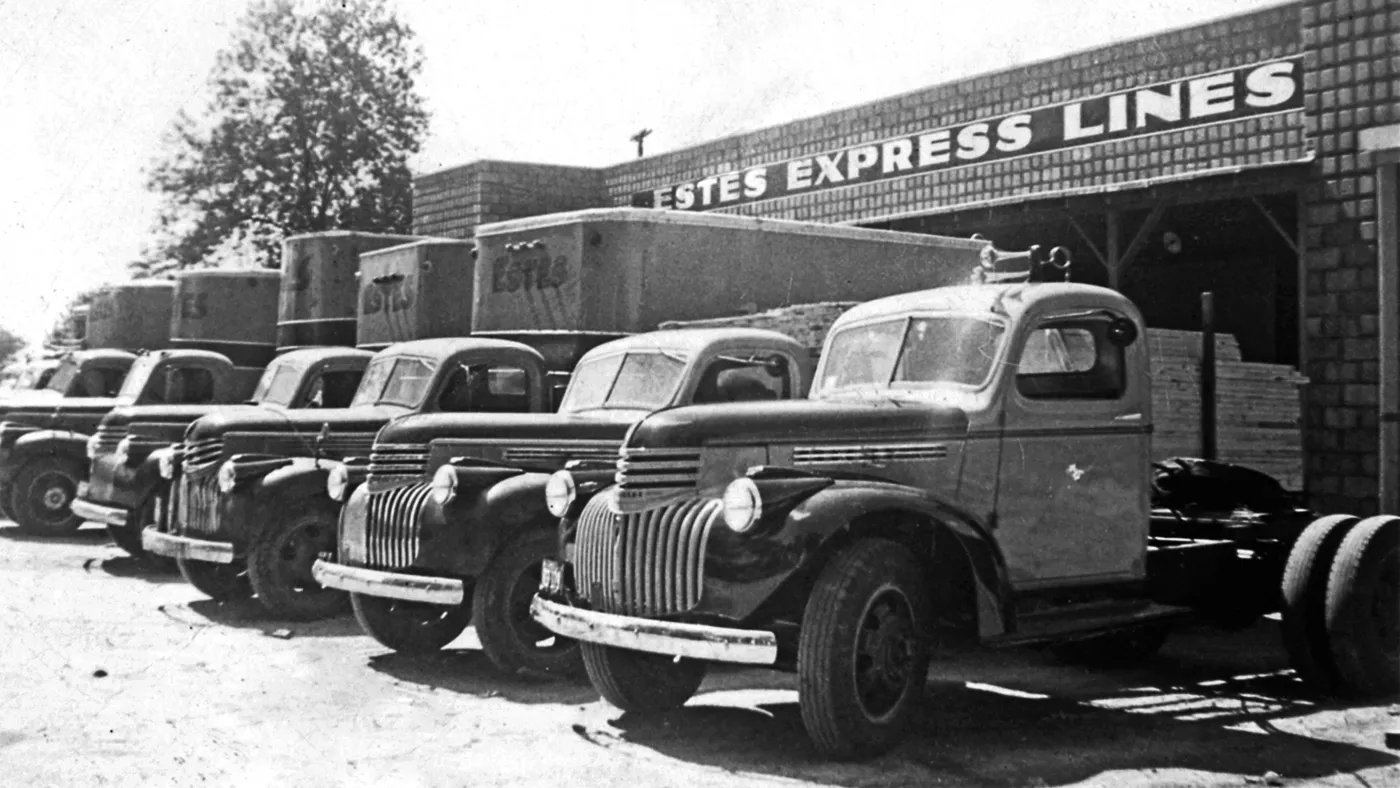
(661, 310), (1307, 490)
(1147, 328), (1306, 491)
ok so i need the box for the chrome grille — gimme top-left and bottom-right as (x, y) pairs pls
(574, 492), (717, 616)
(177, 472), (221, 536)
(615, 447), (701, 492)
(93, 425), (126, 454)
(367, 443), (429, 491)
(365, 483), (432, 569)
(183, 437), (225, 474)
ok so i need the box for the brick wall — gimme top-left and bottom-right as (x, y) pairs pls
(603, 3), (1304, 223)
(412, 160), (604, 239)
(1300, 0), (1393, 515)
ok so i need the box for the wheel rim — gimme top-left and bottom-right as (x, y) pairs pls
(276, 518), (334, 592)
(508, 561), (569, 652)
(852, 586), (918, 722)
(29, 470), (76, 524)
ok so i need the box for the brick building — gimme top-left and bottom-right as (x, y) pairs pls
(412, 0), (1398, 517)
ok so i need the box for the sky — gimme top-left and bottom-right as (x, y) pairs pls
(0, 0), (1286, 349)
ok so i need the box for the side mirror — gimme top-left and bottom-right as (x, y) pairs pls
(1107, 317), (1139, 347)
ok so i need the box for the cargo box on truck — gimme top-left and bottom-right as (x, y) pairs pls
(355, 239), (475, 351)
(86, 281), (175, 352)
(279, 231), (421, 350)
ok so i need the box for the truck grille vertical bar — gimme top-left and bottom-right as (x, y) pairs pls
(573, 493), (717, 616)
(364, 482), (431, 570)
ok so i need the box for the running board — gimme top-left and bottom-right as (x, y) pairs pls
(984, 601), (1192, 649)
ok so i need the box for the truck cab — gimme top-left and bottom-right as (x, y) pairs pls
(0, 348), (253, 535)
(146, 333), (614, 621)
(313, 327), (812, 675)
(72, 346), (373, 556)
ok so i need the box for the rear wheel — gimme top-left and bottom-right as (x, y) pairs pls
(351, 591), (473, 654)
(473, 530), (580, 675)
(798, 539), (930, 760)
(12, 457), (84, 535)
(1281, 513), (1358, 694)
(1324, 515), (1399, 698)
(177, 557), (252, 601)
(247, 507), (346, 620)
(581, 642), (706, 713)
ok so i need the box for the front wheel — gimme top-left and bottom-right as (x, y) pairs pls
(11, 457), (85, 535)
(580, 642), (706, 713)
(108, 493), (162, 558)
(0, 482), (13, 521)
(798, 539), (931, 760)
(177, 557), (252, 601)
(247, 507), (346, 620)
(473, 531), (581, 675)
(351, 592), (473, 654)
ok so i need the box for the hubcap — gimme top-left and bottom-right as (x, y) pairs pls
(853, 588), (918, 721)
(29, 470), (75, 523)
(42, 486), (68, 510)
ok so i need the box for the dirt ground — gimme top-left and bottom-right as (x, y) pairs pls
(1, 522), (1396, 788)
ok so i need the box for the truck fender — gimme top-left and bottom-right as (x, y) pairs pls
(775, 481), (1011, 639)
(12, 430), (90, 467)
(255, 457), (337, 510)
(448, 471), (555, 578)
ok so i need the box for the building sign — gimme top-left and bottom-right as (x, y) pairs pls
(632, 57), (1303, 211)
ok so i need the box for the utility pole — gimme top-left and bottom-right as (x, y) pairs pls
(630, 128), (652, 158)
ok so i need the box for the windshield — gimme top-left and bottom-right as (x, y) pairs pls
(349, 355), (437, 409)
(558, 351), (687, 413)
(116, 354), (162, 400)
(44, 358), (80, 393)
(249, 359), (306, 407)
(816, 315), (1006, 397)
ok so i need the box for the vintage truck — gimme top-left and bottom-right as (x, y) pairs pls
(146, 333), (617, 619)
(532, 272), (1398, 758)
(0, 270), (279, 536)
(72, 346), (373, 556)
(311, 326), (812, 675)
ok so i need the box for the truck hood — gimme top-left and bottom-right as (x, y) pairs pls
(101, 403), (275, 432)
(627, 398), (970, 449)
(1, 397), (123, 426)
(185, 404), (406, 442)
(378, 410), (639, 445)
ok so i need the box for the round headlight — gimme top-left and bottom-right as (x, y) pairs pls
(86, 434), (101, 460)
(544, 470), (577, 518)
(326, 463), (350, 502)
(430, 464), (457, 506)
(217, 460), (238, 494)
(721, 477), (762, 533)
(114, 436), (132, 466)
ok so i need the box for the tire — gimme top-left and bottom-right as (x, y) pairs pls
(1281, 513), (1358, 694)
(351, 591), (473, 655)
(580, 642), (706, 713)
(177, 557), (253, 601)
(247, 507), (346, 621)
(798, 539), (931, 760)
(1050, 622), (1172, 667)
(0, 482), (12, 521)
(473, 530), (581, 675)
(107, 493), (160, 558)
(1324, 515), (1399, 698)
(11, 456), (85, 535)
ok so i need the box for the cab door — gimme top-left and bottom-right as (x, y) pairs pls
(992, 312), (1150, 589)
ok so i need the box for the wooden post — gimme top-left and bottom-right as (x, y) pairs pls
(1201, 291), (1217, 461)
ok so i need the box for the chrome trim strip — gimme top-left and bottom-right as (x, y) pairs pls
(140, 528), (235, 563)
(311, 560), (464, 605)
(530, 595), (778, 665)
(71, 498), (128, 527)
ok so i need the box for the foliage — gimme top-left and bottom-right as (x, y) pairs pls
(138, 0), (429, 275)
(0, 325), (25, 367)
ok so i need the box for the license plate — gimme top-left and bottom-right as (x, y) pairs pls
(540, 559), (565, 595)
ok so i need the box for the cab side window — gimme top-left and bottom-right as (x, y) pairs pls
(437, 364), (532, 413)
(164, 367), (216, 405)
(302, 371), (361, 409)
(693, 356), (790, 404)
(1015, 320), (1124, 400)
(74, 367), (124, 397)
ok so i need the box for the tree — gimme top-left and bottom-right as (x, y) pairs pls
(0, 326), (25, 368)
(138, 0), (428, 275)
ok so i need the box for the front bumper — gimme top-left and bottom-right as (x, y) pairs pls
(311, 559), (465, 606)
(530, 594), (778, 665)
(71, 497), (129, 527)
(141, 528), (235, 564)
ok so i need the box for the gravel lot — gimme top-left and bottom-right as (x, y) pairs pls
(2, 521), (1397, 788)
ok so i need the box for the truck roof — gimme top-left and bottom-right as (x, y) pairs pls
(69, 349), (138, 363)
(579, 327), (806, 359)
(834, 282), (1138, 326)
(474, 207), (987, 250)
(273, 346), (376, 364)
(376, 336), (544, 360)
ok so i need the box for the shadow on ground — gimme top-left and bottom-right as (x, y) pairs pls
(155, 597), (365, 638)
(97, 554), (186, 583)
(0, 522), (112, 545)
(580, 621), (1399, 787)
(368, 647), (599, 706)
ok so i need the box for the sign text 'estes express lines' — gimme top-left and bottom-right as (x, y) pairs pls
(632, 57), (1303, 211)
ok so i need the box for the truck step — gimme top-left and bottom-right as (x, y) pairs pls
(985, 600), (1192, 648)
